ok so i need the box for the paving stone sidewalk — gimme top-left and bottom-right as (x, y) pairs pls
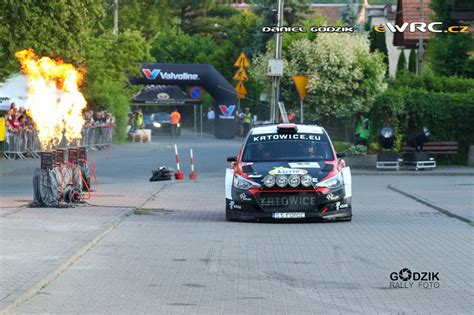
(388, 176), (474, 222)
(0, 179), (169, 313)
(12, 175), (474, 314)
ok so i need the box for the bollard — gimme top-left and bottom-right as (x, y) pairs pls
(174, 144), (184, 180)
(189, 148), (197, 180)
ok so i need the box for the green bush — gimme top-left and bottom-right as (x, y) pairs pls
(371, 88), (474, 164)
(392, 71), (474, 93)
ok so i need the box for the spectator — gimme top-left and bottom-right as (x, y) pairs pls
(243, 108), (252, 136)
(7, 103), (16, 121)
(8, 112), (21, 131)
(170, 107), (181, 139)
(207, 107), (215, 134)
(0, 112), (5, 152)
(354, 112), (371, 146)
(287, 110), (295, 122)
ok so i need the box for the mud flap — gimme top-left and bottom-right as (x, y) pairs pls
(342, 166), (352, 199)
(225, 168), (234, 199)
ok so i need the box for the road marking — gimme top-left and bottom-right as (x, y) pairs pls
(387, 185), (472, 225)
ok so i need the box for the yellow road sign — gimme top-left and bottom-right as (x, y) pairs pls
(233, 67), (249, 81)
(292, 75), (309, 101)
(235, 81), (247, 99)
(234, 52), (250, 68)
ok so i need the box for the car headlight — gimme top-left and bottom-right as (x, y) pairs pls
(153, 122), (162, 128)
(263, 175), (275, 188)
(275, 175), (288, 188)
(288, 175), (300, 188)
(233, 174), (261, 190)
(315, 172), (343, 189)
(301, 175), (312, 187)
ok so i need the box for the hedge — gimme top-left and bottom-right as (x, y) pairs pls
(391, 71), (474, 93)
(371, 88), (474, 164)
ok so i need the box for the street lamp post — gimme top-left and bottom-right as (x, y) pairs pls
(417, 0), (424, 76)
(270, 0), (284, 123)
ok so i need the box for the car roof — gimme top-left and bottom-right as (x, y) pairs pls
(251, 124), (325, 135)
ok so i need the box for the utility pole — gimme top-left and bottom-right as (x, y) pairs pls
(270, 0), (284, 123)
(417, 0), (424, 75)
(113, 0), (119, 36)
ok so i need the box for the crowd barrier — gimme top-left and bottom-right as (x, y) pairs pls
(2, 125), (113, 160)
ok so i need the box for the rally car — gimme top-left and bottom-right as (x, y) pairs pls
(225, 123), (352, 222)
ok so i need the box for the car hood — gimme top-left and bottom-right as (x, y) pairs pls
(239, 160), (334, 183)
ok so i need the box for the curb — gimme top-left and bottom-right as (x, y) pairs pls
(388, 185), (472, 225)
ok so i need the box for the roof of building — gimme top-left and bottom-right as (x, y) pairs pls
(393, 0), (433, 47)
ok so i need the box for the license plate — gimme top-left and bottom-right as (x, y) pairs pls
(272, 212), (305, 219)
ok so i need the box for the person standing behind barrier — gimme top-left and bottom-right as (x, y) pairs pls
(207, 107), (215, 134)
(170, 108), (181, 139)
(7, 103), (16, 121)
(243, 108), (252, 136)
(0, 113), (5, 153)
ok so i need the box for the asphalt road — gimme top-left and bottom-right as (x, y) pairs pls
(0, 132), (473, 314)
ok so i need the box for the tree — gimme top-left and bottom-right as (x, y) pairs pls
(169, 0), (215, 35)
(368, 29), (388, 75)
(83, 31), (151, 140)
(341, 1), (359, 26)
(428, 0), (474, 77)
(396, 50), (407, 74)
(102, 0), (172, 40)
(251, 33), (387, 119)
(408, 49), (417, 73)
(0, 0), (104, 80)
(251, 0), (312, 54)
(429, 35), (474, 78)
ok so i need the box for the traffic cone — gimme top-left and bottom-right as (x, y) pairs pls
(174, 144), (184, 180)
(189, 148), (197, 180)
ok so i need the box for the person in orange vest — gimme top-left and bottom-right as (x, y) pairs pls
(170, 107), (181, 138)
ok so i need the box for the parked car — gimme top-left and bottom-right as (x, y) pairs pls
(225, 123), (352, 222)
(144, 112), (180, 135)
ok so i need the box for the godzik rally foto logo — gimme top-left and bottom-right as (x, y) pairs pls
(219, 105), (235, 119)
(389, 268), (440, 289)
(373, 22), (469, 33)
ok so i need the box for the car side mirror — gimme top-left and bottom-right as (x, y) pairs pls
(227, 156), (237, 162)
(336, 152), (347, 159)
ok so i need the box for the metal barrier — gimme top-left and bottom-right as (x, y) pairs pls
(2, 125), (113, 160)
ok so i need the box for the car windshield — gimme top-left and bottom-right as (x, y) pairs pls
(154, 113), (170, 121)
(242, 133), (334, 162)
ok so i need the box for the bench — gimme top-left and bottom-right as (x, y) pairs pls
(401, 141), (459, 165)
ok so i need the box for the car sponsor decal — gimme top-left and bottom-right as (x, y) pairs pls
(261, 195), (317, 206)
(269, 167), (308, 176)
(326, 193), (339, 201)
(288, 162), (320, 169)
(229, 200), (242, 210)
(252, 134), (321, 142)
(239, 193), (252, 201)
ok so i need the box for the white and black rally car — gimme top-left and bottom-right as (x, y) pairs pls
(225, 123), (352, 222)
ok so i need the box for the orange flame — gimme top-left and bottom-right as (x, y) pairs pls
(15, 49), (86, 149)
